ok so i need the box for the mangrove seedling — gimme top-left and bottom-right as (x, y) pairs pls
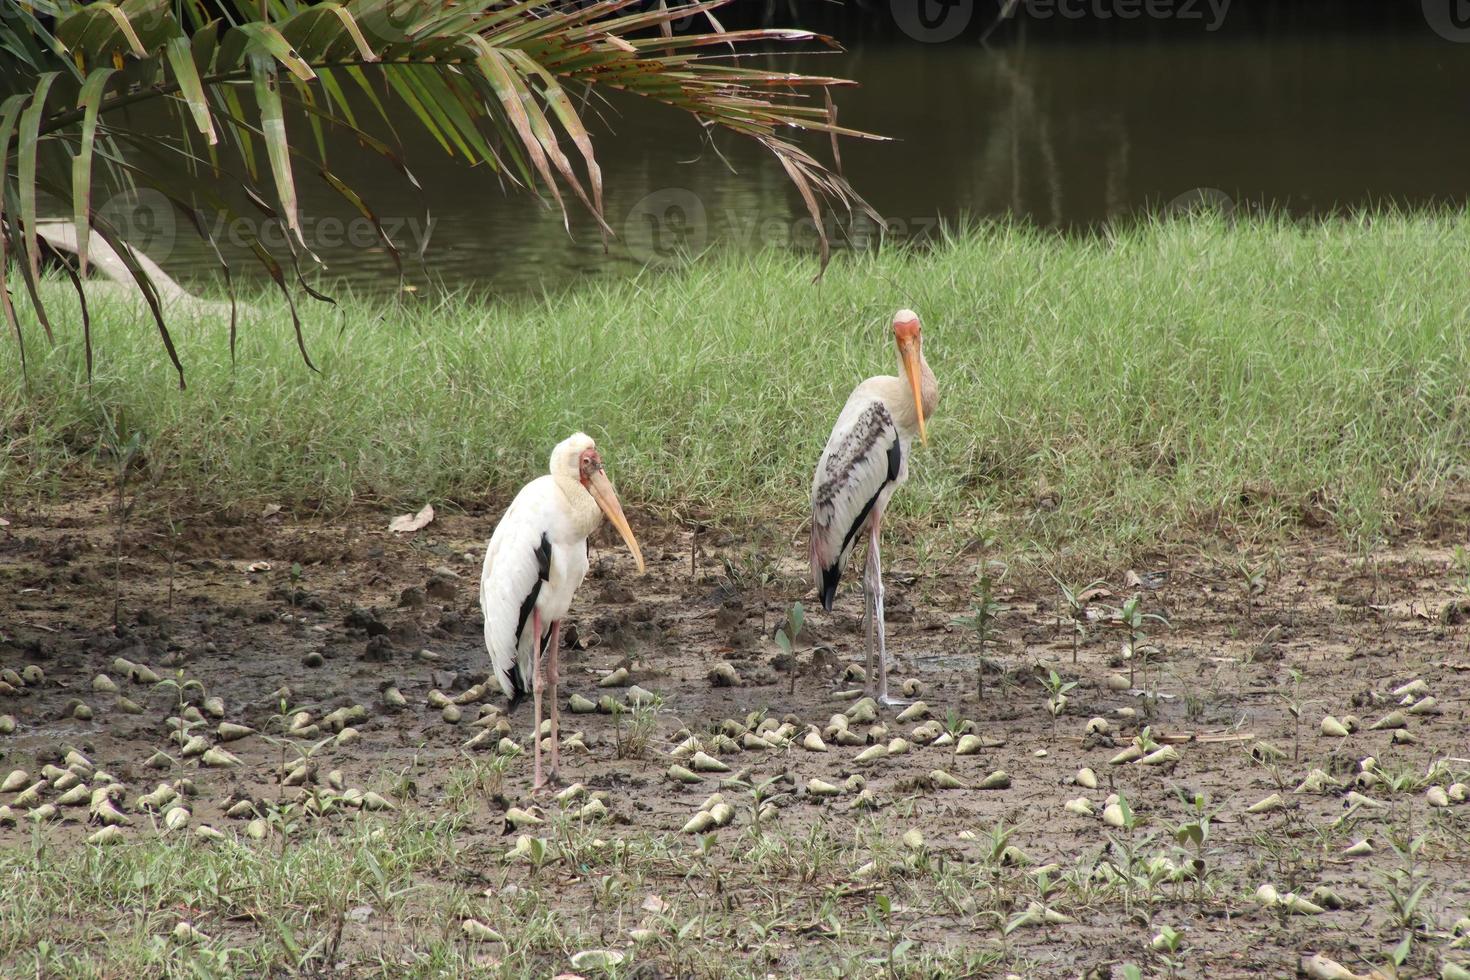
(1113, 595), (1169, 690)
(954, 573), (1007, 701)
(1052, 573), (1107, 664)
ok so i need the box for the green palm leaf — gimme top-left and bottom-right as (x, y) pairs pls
(2, 0), (883, 383)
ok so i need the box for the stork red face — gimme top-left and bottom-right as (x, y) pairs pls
(578, 446), (646, 574)
(892, 310), (927, 445)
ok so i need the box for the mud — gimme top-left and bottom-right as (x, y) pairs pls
(4, 493), (1470, 976)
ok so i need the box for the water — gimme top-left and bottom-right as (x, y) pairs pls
(135, 7), (1470, 294)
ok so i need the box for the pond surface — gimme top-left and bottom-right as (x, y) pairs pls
(140, 8), (1470, 294)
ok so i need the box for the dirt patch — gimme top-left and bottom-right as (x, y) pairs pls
(4, 492), (1470, 976)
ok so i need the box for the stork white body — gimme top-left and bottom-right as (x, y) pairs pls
(480, 433), (644, 792)
(810, 310), (937, 705)
(481, 476), (593, 700)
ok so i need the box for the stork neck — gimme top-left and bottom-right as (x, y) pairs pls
(553, 473), (603, 540)
(887, 346), (938, 437)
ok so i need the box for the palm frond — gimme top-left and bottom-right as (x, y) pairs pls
(1, 0), (883, 383)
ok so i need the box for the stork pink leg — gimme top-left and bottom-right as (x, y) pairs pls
(547, 620), (562, 783)
(862, 566), (876, 698)
(863, 508), (884, 698)
(868, 511), (908, 708)
(530, 608), (545, 794)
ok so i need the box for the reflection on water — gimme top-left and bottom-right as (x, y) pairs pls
(145, 18), (1470, 294)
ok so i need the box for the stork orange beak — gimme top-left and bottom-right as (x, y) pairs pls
(899, 339), (927, 446)
(587, 468), (646, 574)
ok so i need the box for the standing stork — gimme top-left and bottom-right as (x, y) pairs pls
(810, 310), (938, 705)
(482, 433), (645, 792)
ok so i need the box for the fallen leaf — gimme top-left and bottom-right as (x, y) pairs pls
(1077, 586), (1111, 603)
(0, 517), (9, 526)
(261, 504), (282, 519)
(640, 895), (667, 914)
(570, 950), (624, 970)
(247, 561), (272, 573)
(1125, 569), (1169, 589)
(389, 504), (434, 534)
(1299, 953), (1384, 980)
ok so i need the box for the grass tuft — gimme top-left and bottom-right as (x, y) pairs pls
(5, 212), (1470, 568)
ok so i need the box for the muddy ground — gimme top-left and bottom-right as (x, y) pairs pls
(4, 492), (1470, 977)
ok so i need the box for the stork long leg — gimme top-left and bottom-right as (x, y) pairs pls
(862, 552), (876, 697)
(530, 609), (545, 794)
(868, 512), (907, 707)
(546, 620), (562, 784)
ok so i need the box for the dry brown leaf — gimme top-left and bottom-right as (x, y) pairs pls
(1299, 953), (1385, 980)
(246, 561), (272, 573)
(389, 504), (434, 534)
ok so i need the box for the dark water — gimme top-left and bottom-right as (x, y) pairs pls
(134, 6), (1470, 294)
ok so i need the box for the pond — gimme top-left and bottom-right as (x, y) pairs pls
(131, 5), (1470, 294)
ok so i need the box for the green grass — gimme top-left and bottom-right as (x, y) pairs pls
(0, 812), (465, 977)
(0, 782), (1035, 978)
(5, 212), (1470, 567)
(6, 761), (1468, 978)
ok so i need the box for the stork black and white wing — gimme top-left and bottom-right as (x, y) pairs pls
(481, 488), (556, 703)
(810, 397), (903, 611)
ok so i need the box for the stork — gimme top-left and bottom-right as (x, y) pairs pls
(810, 309), (938, 705)
(481, 433), (645, 792)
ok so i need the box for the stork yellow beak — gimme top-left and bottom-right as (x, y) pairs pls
(900, 340), (927, 446)
(587, 468), (646, 574)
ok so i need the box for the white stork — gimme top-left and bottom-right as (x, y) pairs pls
(481, 433), (645, 792)
(810, 309), (938, 705)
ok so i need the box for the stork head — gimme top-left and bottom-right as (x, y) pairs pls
(892, 309), (927, 445)
(553, 432), (645, 574)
